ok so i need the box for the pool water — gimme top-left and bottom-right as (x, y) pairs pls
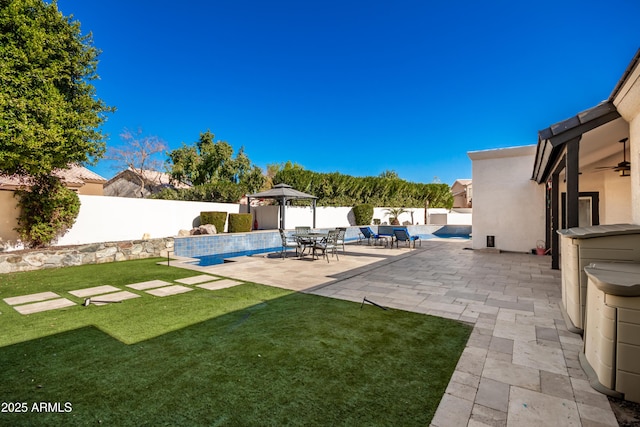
(193, 247), (281, 266)
(192, 234), (470, 266)
(422, 234), (471, 240)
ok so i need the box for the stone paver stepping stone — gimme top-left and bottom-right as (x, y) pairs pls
(13, 298), (75, 315)
(127, 280), (172, 290)
(175, 274), (220, 285)
(3, 292), (60, 305)
(146, 285), (193, 297)
(3, 291), (59, 306)
(87, 291), (140, 306)
(197, 279), (243, 290)
(69, 285), (120, 298)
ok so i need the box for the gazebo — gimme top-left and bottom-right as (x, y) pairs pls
(246, 183), (318, 230)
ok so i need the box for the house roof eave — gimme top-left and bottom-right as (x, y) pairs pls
(531, 101), (621, 184)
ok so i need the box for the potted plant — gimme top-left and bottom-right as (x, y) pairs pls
(384, 207), (407, 225)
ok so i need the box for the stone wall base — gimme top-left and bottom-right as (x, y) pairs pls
(0, 238), (174, 274)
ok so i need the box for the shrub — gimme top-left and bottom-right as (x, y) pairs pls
(352, 204), (374, 225)
(200, 211), (227, 232)
(14, 176), (80, 248)
(228, 213), (252, 233)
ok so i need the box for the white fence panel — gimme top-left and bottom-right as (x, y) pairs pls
(56, 195), (240, 246)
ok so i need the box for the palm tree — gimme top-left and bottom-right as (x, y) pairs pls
(384, 207), (407, 225)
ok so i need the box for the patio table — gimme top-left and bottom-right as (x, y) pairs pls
(292, 232), (328, 259)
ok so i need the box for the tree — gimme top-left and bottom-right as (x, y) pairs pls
(107, 128), (168, 196)
(166, 129), (265, 193)
(14, 175), (80, 248)
(379, 170), (399, 179)
(0, 0), (114, 176)
(0, 0), (113, 247)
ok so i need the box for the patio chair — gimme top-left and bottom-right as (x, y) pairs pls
(393, 228), (421, 248)
(336, 227), (347, 252)
(294, 225), (314, 252)
(359, 227), (385, 246)
(295, 226), (311, 234)
(279, 229), (300, 259)
(313, 229), (340, 262)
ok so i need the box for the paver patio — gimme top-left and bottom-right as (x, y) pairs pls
(175, 240), (619, 426)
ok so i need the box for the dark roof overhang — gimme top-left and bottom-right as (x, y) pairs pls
(531, 101), (621, 183)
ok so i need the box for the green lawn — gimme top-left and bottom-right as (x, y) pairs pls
(0, 259), (471, 426)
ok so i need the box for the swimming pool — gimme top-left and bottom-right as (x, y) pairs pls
(192, 247), (281, 266)
(421, 233), (471, 240)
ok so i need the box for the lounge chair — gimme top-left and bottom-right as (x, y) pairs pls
(393, 228), (421, 248)
(313, 229), (340, 262)
(359, 227), (384, 246)
(279, 229), (300, 258)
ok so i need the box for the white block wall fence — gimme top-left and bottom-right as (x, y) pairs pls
(56, 195), (241, 246)
(0, 195), (470, 250)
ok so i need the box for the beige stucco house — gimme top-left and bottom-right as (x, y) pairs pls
(469, 48), (640, 264)
(451, 179), (472, 208)
(0, 165), (106, 247)
(468, 146), (545, 253)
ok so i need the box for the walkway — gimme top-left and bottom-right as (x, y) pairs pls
(185, 240), (618, 426)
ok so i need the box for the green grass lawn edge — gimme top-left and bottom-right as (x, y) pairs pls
(0, 258), (472, 426)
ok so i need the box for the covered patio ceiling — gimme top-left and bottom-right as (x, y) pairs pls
(531, 100), (631, 270)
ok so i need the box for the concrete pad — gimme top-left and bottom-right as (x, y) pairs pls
(146, 285), (193, 297)
(482, 357), (540, 391)
(507, 386), (580, 426)
(475, 377), (509, 412)
(197, 279), (243, 290)
(88, 291), (141, 306)
(512, 340), (567, 376)
(431, 393), (474, 427)
(175, 274), (220, 285)
(127, 280), (172, 290)
(13, 298), (75, 315)
(69, 285), (120, 298)
(3, 291), (59, 306)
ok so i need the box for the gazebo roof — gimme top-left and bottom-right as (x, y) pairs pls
(247, 183), (317, 200)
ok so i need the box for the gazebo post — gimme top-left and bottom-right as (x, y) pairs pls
(280, 199), (286, 230)
(312, 199), (316, 228)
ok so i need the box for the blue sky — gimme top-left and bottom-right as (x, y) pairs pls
(57, 0), (640, 186)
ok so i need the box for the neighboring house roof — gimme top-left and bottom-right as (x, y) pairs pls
(452, 179), (472, 187)
(0, 164), (107, 191)
(56, 164), (107, 185)
(451, 179), (471, 197)
(103, 168), (190, 197)
(105, 168), (190, 188)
